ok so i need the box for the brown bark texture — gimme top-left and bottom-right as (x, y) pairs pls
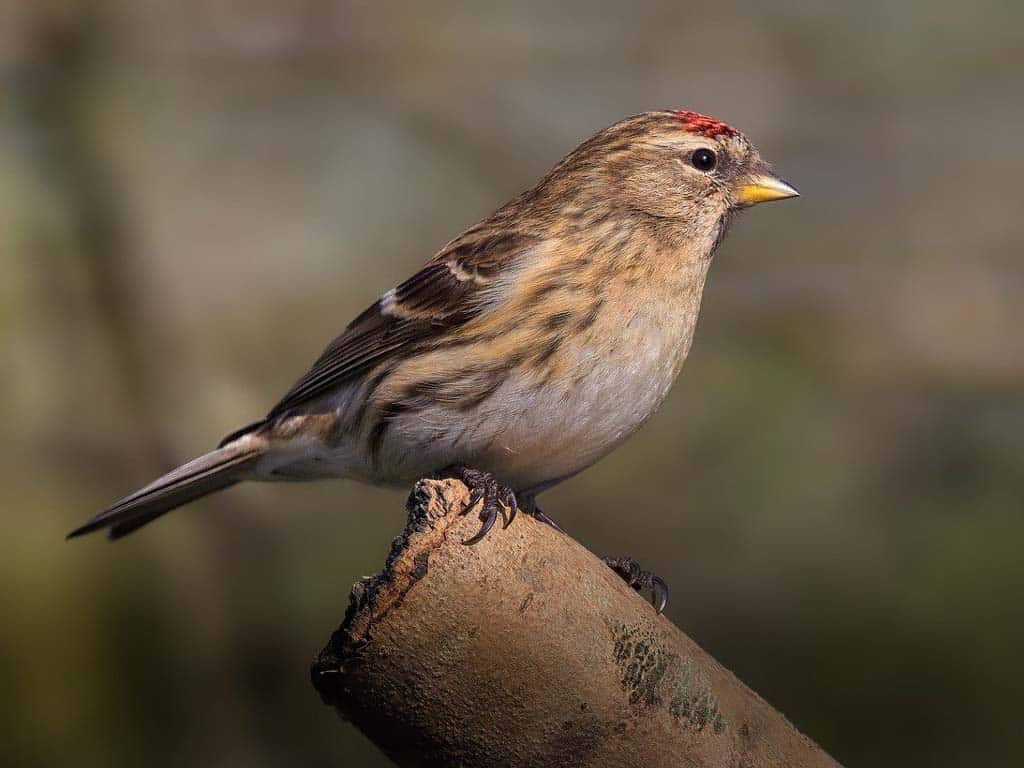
(311, 479), (842, 768)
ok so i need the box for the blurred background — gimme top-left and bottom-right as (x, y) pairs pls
(3, 1), (1023, 766)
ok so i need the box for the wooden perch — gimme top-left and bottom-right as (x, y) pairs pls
(311, 479), (842, 767)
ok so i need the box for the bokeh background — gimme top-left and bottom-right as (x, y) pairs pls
(4, 2), (1023, 766)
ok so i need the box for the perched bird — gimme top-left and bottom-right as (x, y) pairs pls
(69, 110), (798, 570)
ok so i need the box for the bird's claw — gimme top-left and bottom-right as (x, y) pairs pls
(499, 485), (518, 529)
(441, 466), (518, 545)
(603, 555), (669, 614)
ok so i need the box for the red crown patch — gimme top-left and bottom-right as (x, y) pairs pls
(671, 110), (740, 139)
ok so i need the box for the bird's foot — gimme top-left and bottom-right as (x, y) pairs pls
(602, 555), (669, 614)
(440, 466), (518, 545)
(530, 505), (564, 534)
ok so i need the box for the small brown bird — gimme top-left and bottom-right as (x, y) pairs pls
(69, 110), (798, 566)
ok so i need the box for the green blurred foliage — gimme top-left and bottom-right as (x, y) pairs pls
(2, 1), (1023, 765)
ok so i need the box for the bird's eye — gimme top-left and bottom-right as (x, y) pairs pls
(690, 148), (717, 172)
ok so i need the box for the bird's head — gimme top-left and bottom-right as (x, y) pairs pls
(542, 110), (798, 254)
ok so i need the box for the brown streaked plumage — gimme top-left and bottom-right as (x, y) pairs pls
(69, 110), (798, 541)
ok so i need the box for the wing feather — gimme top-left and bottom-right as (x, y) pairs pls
(262, 230), (539, 420)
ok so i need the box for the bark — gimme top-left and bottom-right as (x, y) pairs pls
(311, 479), (842, 768)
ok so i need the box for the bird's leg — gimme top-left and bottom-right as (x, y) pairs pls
(514, 495), (665, 612)
(602, 555), (669, 614)
(530, 505), (564, 533)
(515, 493), (564, 534)
(437, 471), (666, 611)
(522, 495), (665, 613)
(438, 466), (519, 545)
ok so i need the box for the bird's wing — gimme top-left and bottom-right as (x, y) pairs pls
(263, 230), (540, 421)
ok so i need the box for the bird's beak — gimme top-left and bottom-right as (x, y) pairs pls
(735, 175), (800, 207)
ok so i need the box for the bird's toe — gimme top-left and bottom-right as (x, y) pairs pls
(603, 555), (669, 614)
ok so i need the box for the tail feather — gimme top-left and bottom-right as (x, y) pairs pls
(68, 443), (262, 540)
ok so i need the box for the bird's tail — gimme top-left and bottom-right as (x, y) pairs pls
(67, 441), (264, 540)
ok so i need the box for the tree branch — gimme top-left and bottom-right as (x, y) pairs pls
(311, 479), (841, 767)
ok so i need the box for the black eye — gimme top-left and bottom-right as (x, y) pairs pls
(690, 148), (717, 172)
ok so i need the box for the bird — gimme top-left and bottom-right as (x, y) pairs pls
(69, 109), (798, 580)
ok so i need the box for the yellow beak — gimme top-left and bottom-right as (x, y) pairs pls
(735, 175), (800, 206)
